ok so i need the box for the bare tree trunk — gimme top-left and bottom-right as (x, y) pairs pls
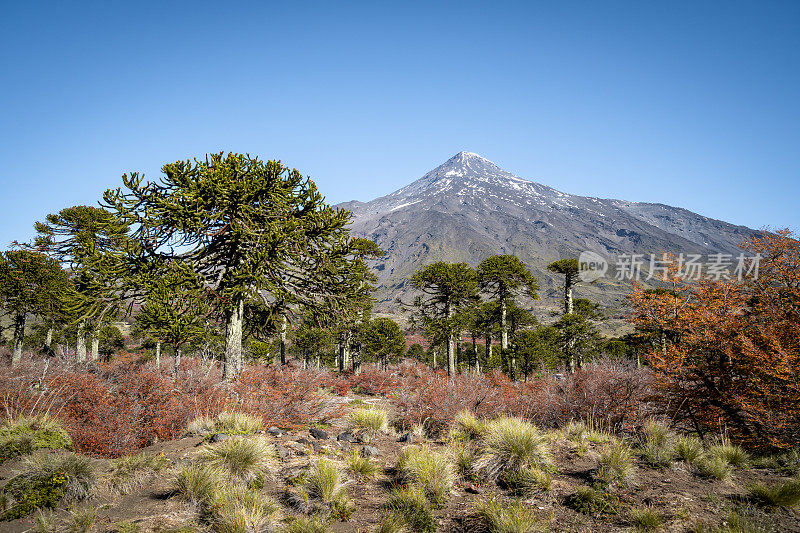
(174, 346), (182, 374)
(155, 341), (161, 368)
(45, 326), (54, 351)
(91, 330), (99, 361)
(352, 345), (361, 374)
(278, 315), (287, 366)
(471, 333), (478, 372)
(446, 300), (455, 375)
(485, 334), (492, 369)
(12, 312), (25, 367)
(500, 299), (515, 380)
(338, 331), (350, 373)
(564, 275), (574, 315)
(76, 319), (87, 362)
(224, 298), (245, 381)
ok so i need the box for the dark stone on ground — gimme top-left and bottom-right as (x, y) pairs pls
(361, 445), (380, 457)
(268, 426), (283, 437)
(210, 433), (229, 443)
(337, 432), (356, 443)
(398, 433), (414, 443)
(275, 443), (291, 460)
(310, 428), (329, 440)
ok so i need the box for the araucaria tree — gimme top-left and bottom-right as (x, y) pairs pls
(33, 205), (130, 361)
(410, 262), (479, 375)
(360, 317), (405, 370)
(547, 258), (579, 315)
(628, 229), (800, 448)
(0, 251), (73, 365)
(477, 254), (538, 379)
(104, 152), (353, 380)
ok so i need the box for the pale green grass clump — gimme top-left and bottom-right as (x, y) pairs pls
(452, 410), (486, 441)
(639, 420), (675, 468)
(747, 478), (800, 509)
(476, 417), (552, 480)
(199, 437), (273, 481)
(174, 463), (226, 504)
(696, 455), (733, 481)
(674, 435), (704, 464)
(448, 442), (477, 480)
(385, 486), (437, 533)
(107, 452), (167, 494)
(0, 413), (73, 464)
(628, 506), (664, 532)
(503, 467), (552, 496)
(208, 485), (279, 533)
(396, 445), (455, 508)
(287, 458), (353, 520)
(346, 451), (379, 480)
(280, 517), (331, 533)
(376, 513), (411, 533)
(472, 497), (543, 533)
(215, 412), (264, 435)
(349, 406), (389, 433)
(596, 440), (635, 488)
(66, 507), (97, 533)
(187, 416), (215, 436)
(708, 438), (750, 468)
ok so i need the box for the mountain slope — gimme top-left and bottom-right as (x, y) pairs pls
(340, 152), (758, 311)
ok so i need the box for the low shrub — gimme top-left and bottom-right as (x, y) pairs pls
(208, 484), (279, 533)
(280, 517), (331, 533)
(346, 451), (379, 481)
(708, 439), (750, 469)
(675, 435), (704, 464)
(0, 414), (72, 464)
(376, 513), (411, 533)
(638, 420), (675, 469)
(502, 467), (552, 497)
(567, 484), (621, 516)
(0, 453), (95, 520)
(287, 459), (353, 520)
(452, 410), (486, 441)
(696, 456), (733, 481)
(174, 463), (225, 505)
(215, 412), (264, 436)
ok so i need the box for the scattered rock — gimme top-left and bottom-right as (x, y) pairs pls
(309, 428), (329, 440)
(361, 445), (380, 458)
(398, 432), (414, 443)
(296, 438), (311, 446)
(268, 426), (283, 437)
(337, 432), (356, 443)
(275, 443), (291, 460)
(210, 433), (229, 443)
(286, 442), (307, 456)
(311, 442), (325, 453)
(464, 483), (480, 494)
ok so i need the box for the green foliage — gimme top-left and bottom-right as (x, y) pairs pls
(708, 439), (750, 468)
(638, 420), (675, 468)
(98, 324), (124, 355)
(514, 326), (563, 374)
(696, 456), (733, 481)
(247, 340), (273, 363)
(477, 255), (539, 302)
(471, 497), (543, 533)
(0, 453), (95, 520)
(104, 152), (357, 380)
(360, 317), (406, 367)
(675, 434), (704, 464)
(385, 486), (437, 533)
(406, 343), (425, 361)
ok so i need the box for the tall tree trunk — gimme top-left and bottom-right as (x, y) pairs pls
(45, 326), (54, 351)
(224, 298), (245, 381)
(352, 345), (361, 374)
(500, 299), (514, 379)
(446, 300), (455, 375)
(278, 315), (287, 366)
(485, 334), (492, 369)
(174, 346), (182, 374)
(91, 330), (99, 361)
(11, 312), (25, 367)
(338, 331), (350, 373)
(155, 341), (161, 368)
(471, 333), (478, 372)
(564, 275), (574, 315)
(76, 319), (87, 362)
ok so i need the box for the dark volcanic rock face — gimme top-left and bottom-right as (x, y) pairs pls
(339, 152), (758, 311)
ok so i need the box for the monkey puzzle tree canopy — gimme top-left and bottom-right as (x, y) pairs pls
(360, 317), (405, 370)
(477, 254), (538, 379)
(0, 250), (73, 365)
(103, 152), (354, 380)
(547, 258), (580, 315)
(410, 261), (479, 375)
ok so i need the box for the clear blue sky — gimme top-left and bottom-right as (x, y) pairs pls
(1, 1), (798, 248)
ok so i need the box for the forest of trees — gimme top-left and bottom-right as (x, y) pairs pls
(1, 152), (799, 447)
